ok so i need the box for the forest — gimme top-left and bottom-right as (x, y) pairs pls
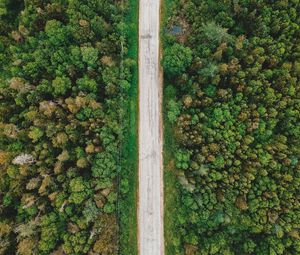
(1, 0), (300, 254)
(163, 0), (300, 254)
(0, 0), (137, 254)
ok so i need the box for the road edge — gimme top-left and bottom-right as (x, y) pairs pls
(159, 0), (165, 254)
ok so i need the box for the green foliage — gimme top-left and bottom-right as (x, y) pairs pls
(38, 213), (64, 254)
(200, 22), (233, 46)
(83, 200), (100, 223)
(69, 177), (92, 205)
(0, 0), (134, 253)
(28, 126), (43, 142)
(76, 76), (97, 93)
(175, 149), (190, 170)
(52, 76), (72, 96)
(81, 46), (99, 67)
(162, 43), (192, 75)
(62, 231), (90, 254)
(165, 0), (300, 253)
(167, 99), (181, 123)
(0, 0), (8, 17)
(92, 152), (117, 179)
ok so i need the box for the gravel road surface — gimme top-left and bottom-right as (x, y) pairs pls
(138, 0), (164, 253)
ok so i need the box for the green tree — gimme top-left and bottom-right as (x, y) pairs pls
(162, 43), (192, 75)
(52, 76), (72, 96)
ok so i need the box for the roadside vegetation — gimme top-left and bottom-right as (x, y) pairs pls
(161, 0), (182, 253)
(163, 0), (300, 254)
(119, 0), (139, 253)
(0, 0), (137, 254)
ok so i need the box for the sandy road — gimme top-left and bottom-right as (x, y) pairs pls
(138, 0), (164, 253)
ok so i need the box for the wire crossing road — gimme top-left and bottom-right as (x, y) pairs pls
(138, 0), (164, 253)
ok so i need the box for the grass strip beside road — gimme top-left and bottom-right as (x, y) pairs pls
(119, 0), (138, 253)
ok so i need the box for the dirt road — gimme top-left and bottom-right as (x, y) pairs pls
(138, 0), (164, 253)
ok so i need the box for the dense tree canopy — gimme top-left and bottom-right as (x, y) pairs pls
(164, 0), (300, 254)
(0, 0), (135, 254)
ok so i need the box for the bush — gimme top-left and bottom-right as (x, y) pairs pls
(162, 43), (192, 75)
